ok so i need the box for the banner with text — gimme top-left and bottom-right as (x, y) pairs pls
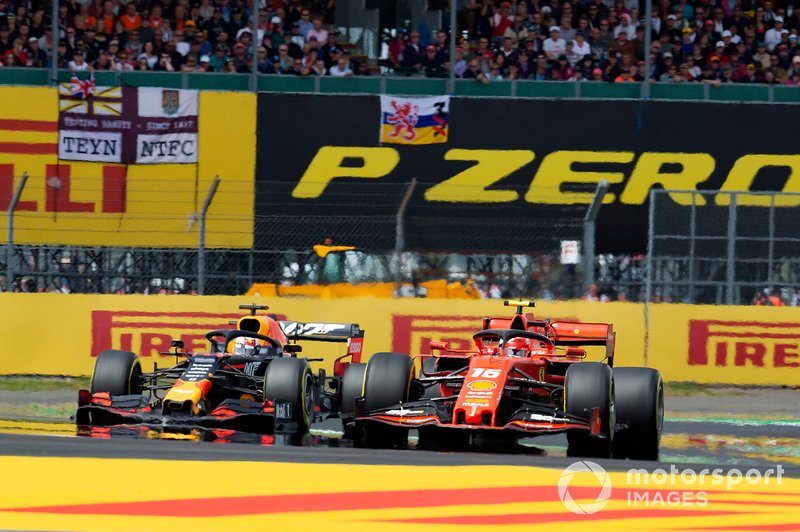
(58, 84), (198, 165)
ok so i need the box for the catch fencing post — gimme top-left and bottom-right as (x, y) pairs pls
(393, 178), (418, 285)
(725, 192), (737, 304)
(197, 176), (221, 295)
(582, 180), (609, 295)
(644, 188), (656, 366)
(6, 172), (29, 287)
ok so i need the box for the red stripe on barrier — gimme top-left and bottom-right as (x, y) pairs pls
(0, 142), (57, 155)
(0, 119), (58, 132)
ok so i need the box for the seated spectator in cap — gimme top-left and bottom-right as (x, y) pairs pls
(740, 63), (760, 83)
(329, 53), (353, 76)
(67, 49), (89, 71)
(727, 51), (747, 81)
(320, 31), (341, 70)
(288, 21), (305, 48)
(765, 16), (785, 51)
(531, 53), (550, 80)
(591, 66), (604, 81)
(491, 2), (514, 43)
(753, 42), (771, 70)
(422, 45), (446, 77)
(209, 44), (228, 71)
(610, 30), (635, 58)
(543, 26), (565, 60)
(24, 36), (46, 67)
(614, 66), (636, 82)
(136, 55), (150, 70)
(516, 48), (533, 78)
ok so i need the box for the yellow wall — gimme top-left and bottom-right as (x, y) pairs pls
(0, 88), (255, 248)
(3, 294), (796, 385)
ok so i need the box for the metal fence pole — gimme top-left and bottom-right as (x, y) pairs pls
(725, 192), (737, 304)
(197, 176), (221, 295)
(687, 191), (697, 303)
(644, 188), (656, 366)
(768, 193), (775, 285)
(6, 172), (29, 288)
(582, 180), (609, 294)
(51, 0), (59, 83)
(393, 178), (417, 284)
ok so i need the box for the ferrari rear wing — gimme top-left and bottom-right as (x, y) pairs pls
(550, 322), (616, 366)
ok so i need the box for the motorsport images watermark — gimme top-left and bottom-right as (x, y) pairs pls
(558, 460), (785, 514)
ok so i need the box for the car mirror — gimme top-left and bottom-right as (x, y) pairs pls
(171, 339), (184, 349)
(429, 341), (449, 351)
(284, 344), (303, 354)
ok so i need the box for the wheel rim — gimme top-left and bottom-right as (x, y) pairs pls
(302, 371), (314, 423)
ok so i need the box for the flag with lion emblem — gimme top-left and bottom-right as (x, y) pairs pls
(379, 95), (449, 145)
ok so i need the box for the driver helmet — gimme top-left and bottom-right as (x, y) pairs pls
(504, 337), (530, 358)
(233, 336), (261, 356)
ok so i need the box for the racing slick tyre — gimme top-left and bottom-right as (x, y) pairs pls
(355, 352), (414, 449)
(612, 367), (664, 461)
(564, 362), (614, 459)
(340, 362), (367, 440)
(90, 350), (143, 396)
(264, 358), (315, 435)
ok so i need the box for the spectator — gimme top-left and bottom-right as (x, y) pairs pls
(463, 58), (489, 84)
(543, 26), (565, 60)
(329, 53), (352, 76)
(307, 16), (328, 44)
(400, 31), (424, 73)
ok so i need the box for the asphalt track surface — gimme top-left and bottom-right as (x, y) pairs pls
(0, 418), (798, 476)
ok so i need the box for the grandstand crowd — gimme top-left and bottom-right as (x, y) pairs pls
(1, 0), (800, 84)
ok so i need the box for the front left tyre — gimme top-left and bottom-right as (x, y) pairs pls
(91, 349), (143, 396)
(264, 357), (315, 434)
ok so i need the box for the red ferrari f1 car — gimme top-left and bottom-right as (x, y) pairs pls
(351, 300), (663, 459)
(76, 304), (369, 438)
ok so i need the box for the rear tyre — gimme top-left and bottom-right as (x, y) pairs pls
(612, 367), (664, 461)
(564, 362), (614, 458)
(340, 362), (366, 440)
(264, 358), (315, 434)
(91, 350), (142, 396)
(355, 352), (413, 449)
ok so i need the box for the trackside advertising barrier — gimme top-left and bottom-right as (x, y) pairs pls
(0, 86), (255, 248)
(256, 94), (800, 253)
(0, 294), (797, 385)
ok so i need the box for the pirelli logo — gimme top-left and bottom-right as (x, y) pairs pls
(392, 315), (479, 354)
(688, 320), (800, 368)
(91, 310), (285, 357)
